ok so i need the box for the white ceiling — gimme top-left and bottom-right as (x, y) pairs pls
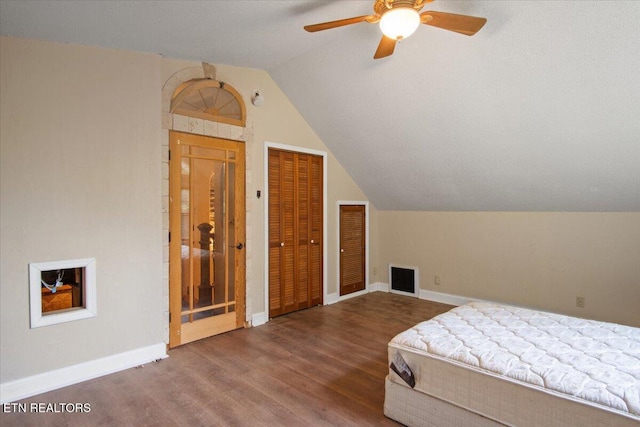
(2, 0), (639, 211)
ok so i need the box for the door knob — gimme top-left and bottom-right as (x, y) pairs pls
(236, 243), (244, 250)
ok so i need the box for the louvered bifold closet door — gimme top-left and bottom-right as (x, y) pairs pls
(296, 154), (310, 310)
(268, 148), (323, 318)
(268, 150), (296, 317)
(268, 149), (282, 315)
(339, 205), (365, 296)
(281, 153), (297, 314)
(309, 155), (323, 306)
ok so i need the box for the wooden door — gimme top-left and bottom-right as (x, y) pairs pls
(339, 205), (366, 296)
(268, 148), (323, 318)
(169, 131), (245, 347)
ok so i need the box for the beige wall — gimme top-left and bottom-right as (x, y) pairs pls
(160, 58), (370, 317)
(0, 37), (164, 382)
(375, 211), (640, 327)
(0, 37), (370, 384)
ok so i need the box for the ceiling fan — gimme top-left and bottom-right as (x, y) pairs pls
(304, 0), (487, 59)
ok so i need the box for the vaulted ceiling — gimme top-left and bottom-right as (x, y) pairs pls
(2, 1), (639, 211)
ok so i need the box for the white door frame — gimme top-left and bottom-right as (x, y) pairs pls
(262, 142), (328, 323)
(336, 201), (369, 302)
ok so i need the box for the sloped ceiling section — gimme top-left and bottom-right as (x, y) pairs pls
(269, 1), (640, 211)
(2, 1), (639, 211)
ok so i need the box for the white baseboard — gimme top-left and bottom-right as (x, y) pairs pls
(251, 311), (268, 327)
(369, 282), (389, 292)
(0, 342), (167, 404)
(419, 289), (478, 306)
(325, 292), (339, 305)
(374, 283), (478, 307)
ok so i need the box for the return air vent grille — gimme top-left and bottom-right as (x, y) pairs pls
(389, 265), (418, 297)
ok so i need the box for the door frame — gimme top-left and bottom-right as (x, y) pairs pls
(336, 201), (370, 302)
(262, 141), (327, 323)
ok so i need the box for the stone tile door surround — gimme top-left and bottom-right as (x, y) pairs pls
(160, 65), (254, 343)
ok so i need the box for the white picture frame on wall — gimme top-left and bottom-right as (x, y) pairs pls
(29, 258), (97, 328)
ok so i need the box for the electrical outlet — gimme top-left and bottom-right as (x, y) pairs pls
(576, 296), (585, 308)
(373, 267), (378, 276)
(434, 275), (441, 285)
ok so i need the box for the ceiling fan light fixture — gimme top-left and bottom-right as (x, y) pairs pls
(379, 7), (420, 40)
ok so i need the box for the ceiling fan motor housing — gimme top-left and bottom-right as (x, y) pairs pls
(374, 0), (427, 15)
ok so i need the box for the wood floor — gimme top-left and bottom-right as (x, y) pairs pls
(1, 293), (453, 427)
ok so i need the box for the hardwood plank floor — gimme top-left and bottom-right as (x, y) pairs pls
(1, 293), (453, 426)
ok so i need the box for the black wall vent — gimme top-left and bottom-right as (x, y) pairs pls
(389, 265), (418, 297)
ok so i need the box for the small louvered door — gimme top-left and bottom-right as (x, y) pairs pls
(339, 205), (366, 296)
(268, 148), (323, 318)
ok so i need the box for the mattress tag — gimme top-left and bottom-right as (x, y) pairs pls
(390, 352), (415, 388)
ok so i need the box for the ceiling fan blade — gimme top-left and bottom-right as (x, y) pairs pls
(420, 11), (487, 36)
(304, 15), (374, 32)
(374, 36), (397, 59)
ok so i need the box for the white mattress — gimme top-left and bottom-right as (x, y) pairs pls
(388, 302), (640, 425)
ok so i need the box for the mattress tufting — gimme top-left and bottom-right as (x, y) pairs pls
(390, 302), (640, 418)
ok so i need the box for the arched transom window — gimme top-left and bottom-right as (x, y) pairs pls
(171, 79), (246, 127)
